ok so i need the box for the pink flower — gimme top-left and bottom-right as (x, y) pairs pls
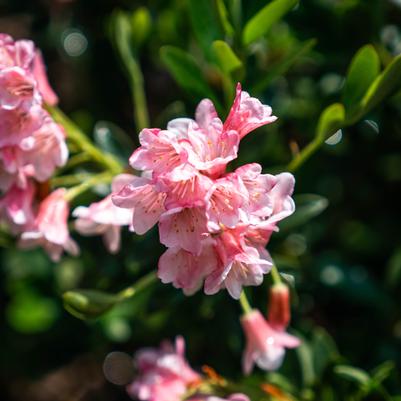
(113, 83), (292, 298)
(158, 206), (208, 255)
(224, 83), (277, 139)
(112, 175), (167, 235)
(158, 239), (218, 295)
(129, 128), (190, 179)
(0, 181), (35, 229)
(19, 188), (79, 262)
(73, 174), (134, 254)
(205, 174), (247, 232)
(241, 310), (300, 374)
(33, 50), (58, 106)
(205, 227), (272, 299)
(126, 336), (200, 401)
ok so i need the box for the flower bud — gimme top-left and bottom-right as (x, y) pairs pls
(268, 283), (291, 331)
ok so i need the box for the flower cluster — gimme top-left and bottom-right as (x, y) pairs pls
(112, 84), (295, 299)
(241, 284), (300, 374)
(0, 34), (70, 259)
(126, 336), (250, 401)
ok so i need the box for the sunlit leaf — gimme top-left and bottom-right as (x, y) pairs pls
(343, 45), (380, 116)
(242, 0), (299, 46)
(280, 194), (328, 231)
(212, 40), (243, 74)
(316, 103), (345, 139)
(334, 365), (371, 386)
(361, 53), (401, 114)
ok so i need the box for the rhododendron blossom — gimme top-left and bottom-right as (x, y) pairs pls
(0, 34), (70, 253)
(73, 174), (134, 254)
(19, 188), (79, 262)
(241, 310), (300, 374)
(126, 336), (200, 401)
(113, 84), (295, 299)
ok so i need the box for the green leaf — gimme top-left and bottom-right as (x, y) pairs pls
(316, 103), (345, 140)
(63, 289), (120, 320)
(370, 361), (395, 387)
(187, 0), (221, 57)
(7, 290), (59, 333)
(160, 46), (221, 108)
(216, 0), (235, 38)
(296, 337), (316, 387)
(212, 40), (243, 74)
(280, 194), (328, 231)
(130, 7), (152, 48)
(334, 365), (371, 386)
(361, 53), (401, 114)
(242, 0), (299, 46)
(253, 38), (317, 92)
(343, 45), (380, 116)
(312, 327), (339, 376)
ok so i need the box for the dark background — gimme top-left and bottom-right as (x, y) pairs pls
(0, 0), (401, 400)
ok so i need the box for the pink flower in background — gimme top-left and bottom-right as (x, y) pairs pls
(0, 34), (70, 259)
(73, 174), (134, 254)
(127, 336), (200, 401)
(268, 284), (291, 331)
(241, 310), (300, 374)
(0, 181), (35, 229)
(113, 83), (294, 297)
(19, 188), (79, 262)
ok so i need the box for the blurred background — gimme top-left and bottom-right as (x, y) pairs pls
(0, 0), (401, 400)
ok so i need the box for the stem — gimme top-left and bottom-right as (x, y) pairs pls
(239, 291), (252, 315)
(47, 106), (123, 174)
(64, 172), (113, 202)
(271, 265), (282, 285)
(117, 271), (158, 300)
(51, 173), (92, 187)
(287, 136), (324, 172)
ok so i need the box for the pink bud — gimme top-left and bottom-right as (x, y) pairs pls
(268, 283), (291, 331)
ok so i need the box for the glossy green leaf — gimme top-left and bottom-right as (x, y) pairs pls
(130, 7), (152, 48)
(361, 53), (401, 114)
(280, 194), (328, 231)
(317, 103), (345, 140)
(343, 45), (380, 116)
(334, 365), (371, 385)
(212, 40), (242, 74)
(187, 0), (221, 57)
(160, 46), (220, 107)
(242, 0), (299, 46)
(216, 0), (235, 38)
(63, 289), (120, 320)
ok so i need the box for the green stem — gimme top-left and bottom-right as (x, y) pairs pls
(47, 106), (123, 174)
(239, 291), (252, 315)
(117, 271), (158, 300)
(287, 135), (324, 172)
(271, 265), (282, 285)
(51, 173), (92, 187)
(64, 172), (113, 202)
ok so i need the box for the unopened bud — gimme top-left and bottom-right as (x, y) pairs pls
(268, 283), (291, 330)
